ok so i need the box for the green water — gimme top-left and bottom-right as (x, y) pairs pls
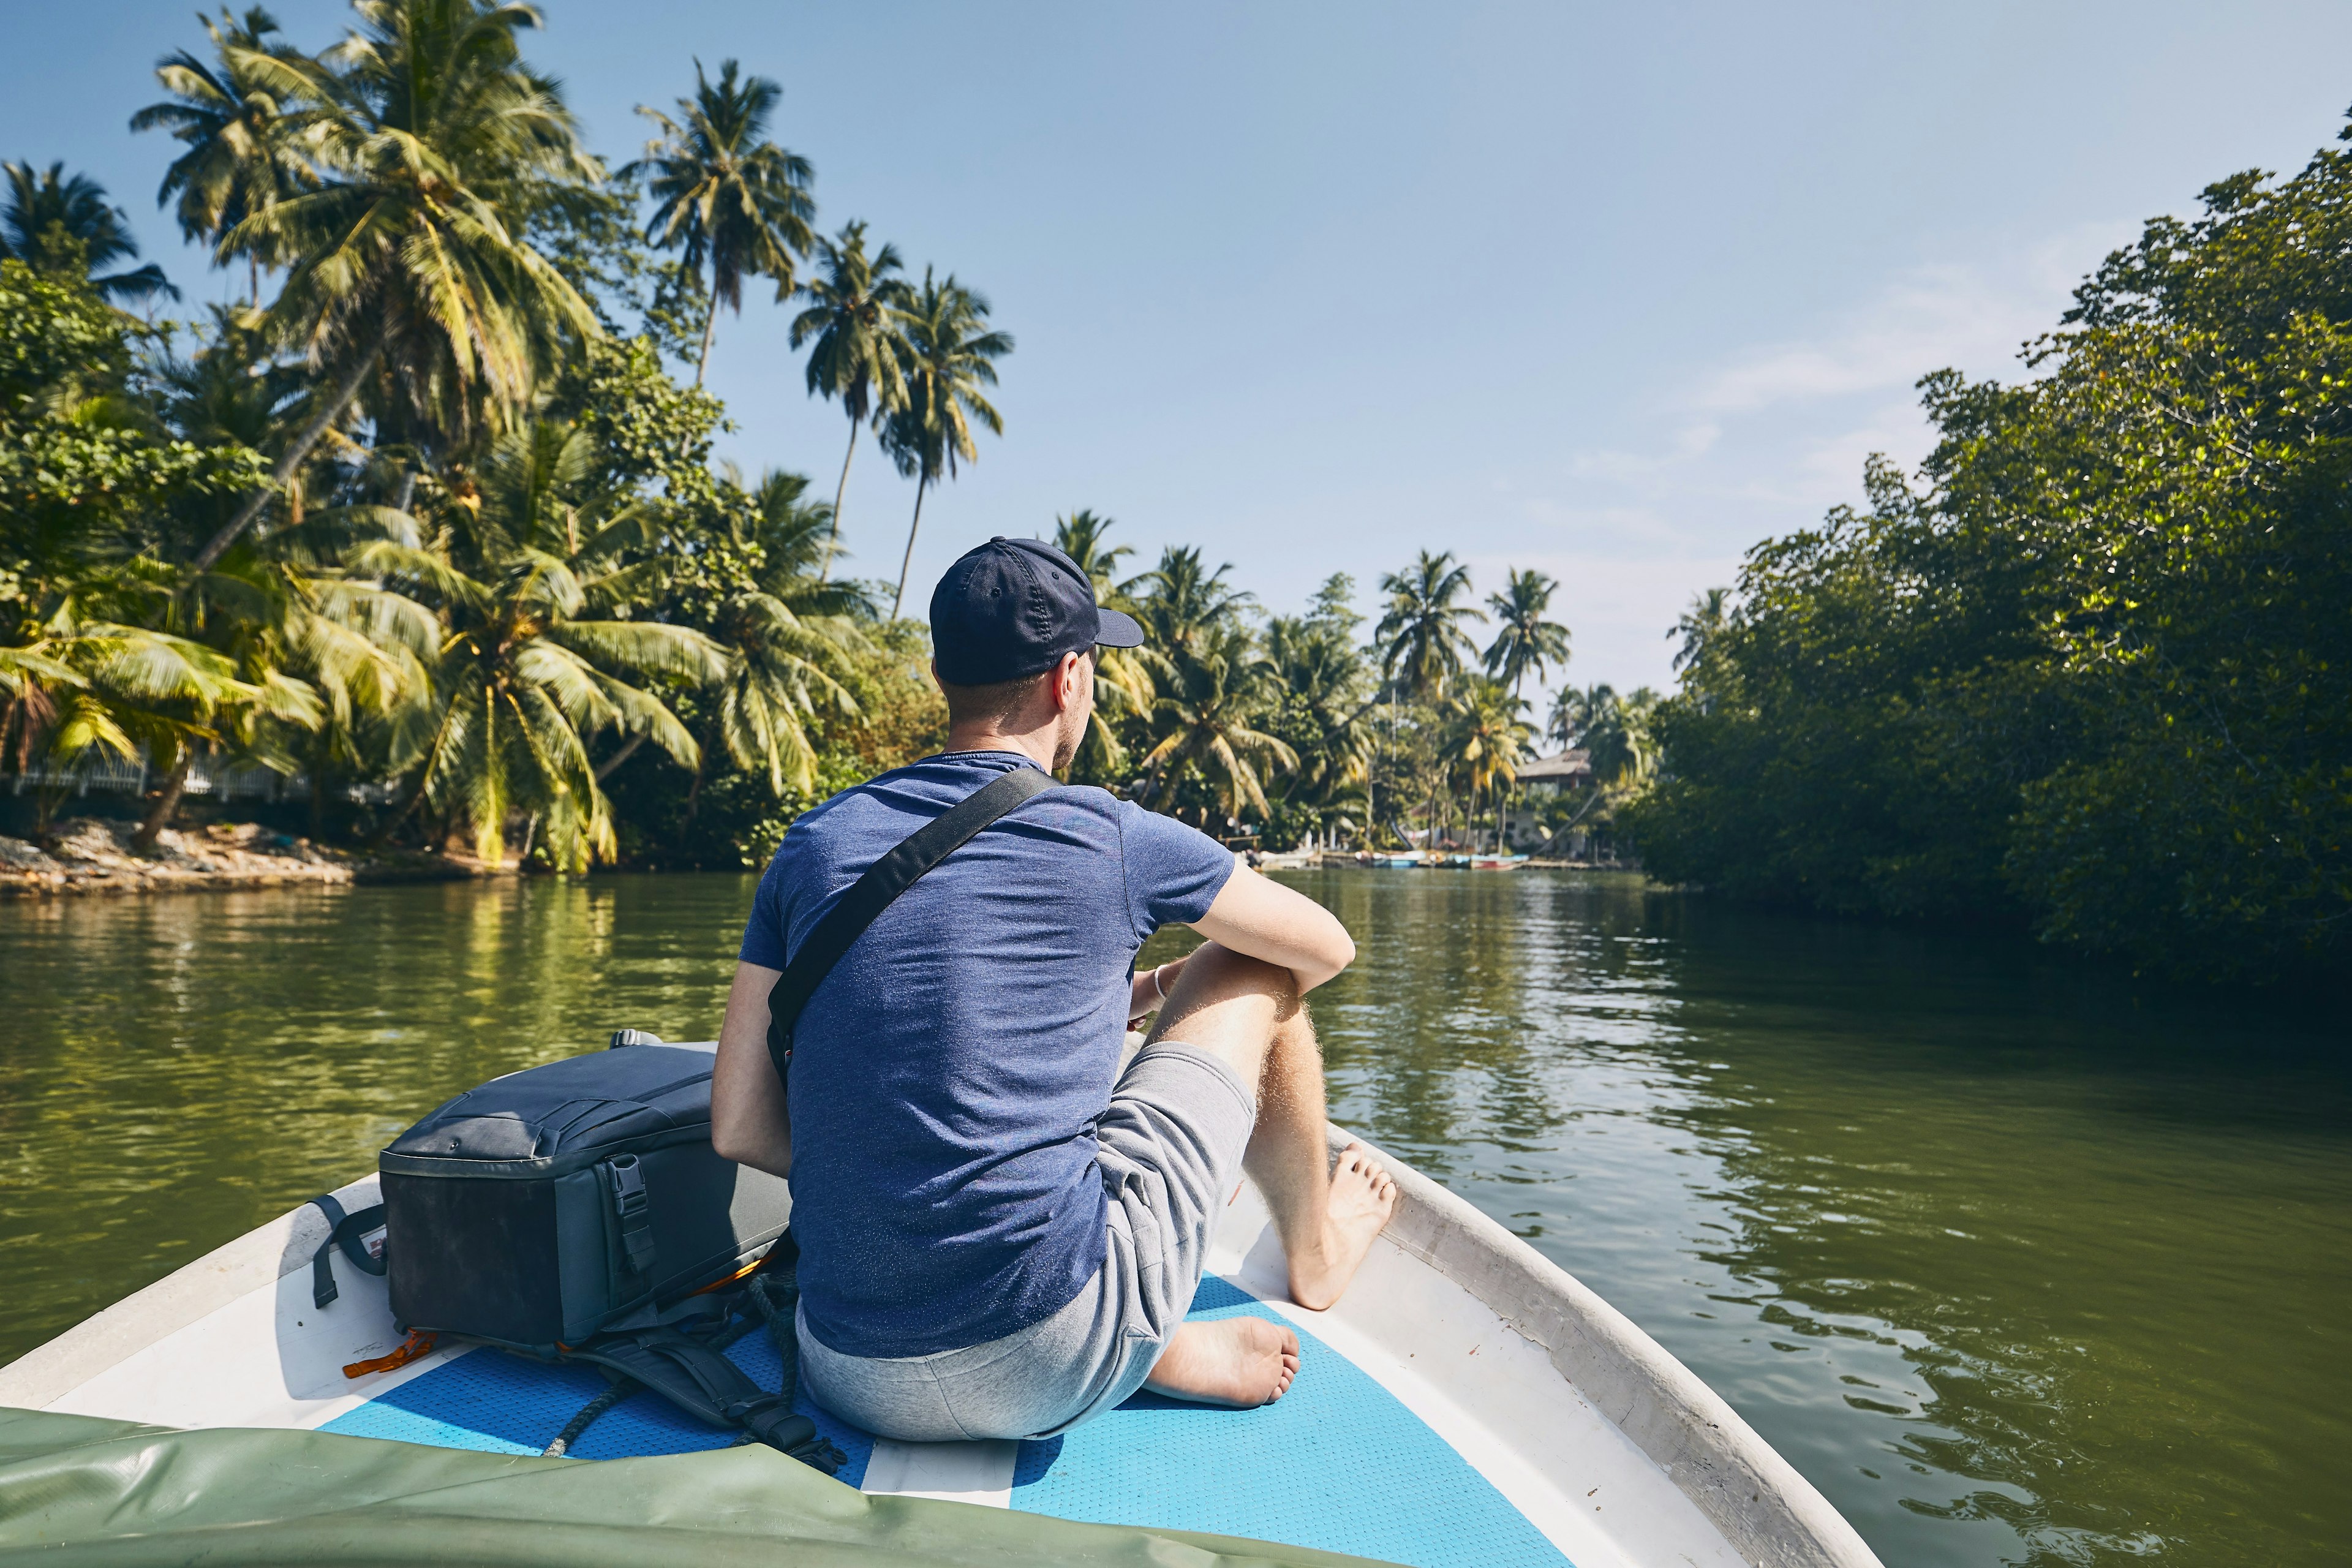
(1, 871), (2344, 1567)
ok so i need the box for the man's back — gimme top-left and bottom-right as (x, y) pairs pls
(739, 750), (1232, 1359)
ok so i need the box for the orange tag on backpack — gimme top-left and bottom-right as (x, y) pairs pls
(344, 1329), (438, 1379)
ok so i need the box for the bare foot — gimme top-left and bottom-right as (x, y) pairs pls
(1144, 1317), (1300, 1407)
(1286, 1143), (1398, 1311)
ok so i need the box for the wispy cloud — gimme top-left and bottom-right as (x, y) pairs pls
(1689, 224), (2125, 416)
(1511, 221), (2135, 692)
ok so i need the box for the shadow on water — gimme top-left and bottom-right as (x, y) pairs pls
(5, 869), (2347, 1568)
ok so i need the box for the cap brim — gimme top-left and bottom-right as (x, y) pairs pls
(1095, 606), (1145, 648)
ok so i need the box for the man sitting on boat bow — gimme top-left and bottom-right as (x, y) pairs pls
(712, 535), (1395, 1441)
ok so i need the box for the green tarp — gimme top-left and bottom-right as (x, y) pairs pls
(0, 1408), (1396, 1568)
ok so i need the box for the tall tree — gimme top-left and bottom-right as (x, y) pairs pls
(880, 270), (1011, 617)
(357, 418), (725, 867)
(700, 468), (866, 796)
(0, 162), (179, 304)
(130, 6), (315, 304)
(1050, 509), (1150, 779)
(1138, 619), (1296, 827)
(1668, 587), (1727, 674)
(196, 0), (605, 573)
(1131, 545), (1250, 663)
(1482, 566), (1570, 702)
(1263, 610), (1373, 816)
(791, 221), (910, 573)
(1442, 676), (1533, 850)
(630, 59), (814, 386)
(1050, 508), (1133, 599)
(1375, 549), (1482, 702)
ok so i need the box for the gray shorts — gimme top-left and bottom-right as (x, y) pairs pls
(797, 1039), (1257, 1442)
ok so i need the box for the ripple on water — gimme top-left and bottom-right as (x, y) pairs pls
(5, 868), (2348, 1568)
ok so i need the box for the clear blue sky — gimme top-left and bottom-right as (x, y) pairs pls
(10, 1), (2352, 700)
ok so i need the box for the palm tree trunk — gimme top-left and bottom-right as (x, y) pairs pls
(823, 417), (859, 583)
(694, 294), (719, 387)
(594, 732), (647, 783)
(190, 346), (381, 576)
(891, 478), (929, 620)
(130, 752), (192, 853)
(248, 254), (259, 308)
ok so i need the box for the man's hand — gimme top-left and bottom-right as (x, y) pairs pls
(712, 960), (793, 1177)
(1189, 862), (1355, 993)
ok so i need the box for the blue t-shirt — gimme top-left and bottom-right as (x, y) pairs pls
(739, 750), (1235, 1359)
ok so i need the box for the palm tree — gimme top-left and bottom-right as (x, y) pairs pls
(195, 0), (604, 575)
(1550, 681), (1610, 747)
(130, 6), (317, 304)
(880, 270), (1012, 617)
(1050, 509), (1150, 778)
(1483, 567), (1570, 702)
(1669, 587), (1728, 673)
(630, 59), (815, 386)
(1553, 682), (1656, 786)
(355, 418), (726, 867)
(1375, 549), (1482, 702)
(1139, 619), (1296, 827)
(701, 466), (867, 796)
(1050, 508), (1133, 600)
(388, 422), (714, 859)
(1442, 676), (1533, 851)
(0, 162), (179, 304)
(791, 222), (910, 571)
(1264, 612), (1373, 822)
(0, 615), (259, 841)
(1131, 546), (1251, 663)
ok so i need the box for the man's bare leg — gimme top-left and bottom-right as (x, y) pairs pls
(1139, 943), (1397, 1406)
(1236, 986), (1399, 1310)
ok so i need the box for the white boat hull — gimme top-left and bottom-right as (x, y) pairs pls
(0, 1126), (1880, 1568)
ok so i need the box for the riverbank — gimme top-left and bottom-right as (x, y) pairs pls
(0, 816), (510, 897)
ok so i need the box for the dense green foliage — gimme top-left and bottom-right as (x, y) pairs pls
(0, 0), (1599, 878)
(1627, 123), (2352, 982)
(0, 0), (981, 866)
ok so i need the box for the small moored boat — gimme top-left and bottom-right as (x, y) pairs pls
(0, 1049), (1882, 1568)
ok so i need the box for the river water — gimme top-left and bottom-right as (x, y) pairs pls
(1, 870), (2343, 1567)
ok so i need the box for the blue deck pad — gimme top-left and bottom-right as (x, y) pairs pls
(319, 1330), (876, 1487)
(324, 1279), (1568, 1568)
(1008, 1276), (1572, 1568)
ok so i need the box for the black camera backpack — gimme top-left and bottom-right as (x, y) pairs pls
(326, 766), (1057, 1468)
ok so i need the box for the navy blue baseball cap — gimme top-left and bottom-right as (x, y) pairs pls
(930, 536), (1145, 685)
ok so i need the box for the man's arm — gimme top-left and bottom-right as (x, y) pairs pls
(1189, 860), (1355, 993)
(712, 960), (793, 1177)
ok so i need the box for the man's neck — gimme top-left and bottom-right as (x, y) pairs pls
(943, 725), (1058, 772)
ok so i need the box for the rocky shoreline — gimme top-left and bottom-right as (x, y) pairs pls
(0, 816), (508, 897)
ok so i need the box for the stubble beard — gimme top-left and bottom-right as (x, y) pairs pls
(1051, 704), (1085, 773)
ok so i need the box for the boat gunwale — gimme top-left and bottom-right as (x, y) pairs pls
(1328, 1125), (1883, 1568)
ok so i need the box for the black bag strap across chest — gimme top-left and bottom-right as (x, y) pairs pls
(764, 765), (1055, 1086)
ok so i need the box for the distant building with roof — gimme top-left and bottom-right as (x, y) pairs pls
(1501, 750), (1592, 851)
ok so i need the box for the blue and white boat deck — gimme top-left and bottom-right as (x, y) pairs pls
(0, 1131), (1882, 1568)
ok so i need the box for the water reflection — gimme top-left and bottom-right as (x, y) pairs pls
(5, 870), (2347, 1568)
(1239, 870), (2351, 1568)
